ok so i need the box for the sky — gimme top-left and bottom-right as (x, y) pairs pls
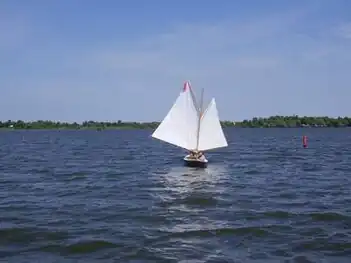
(1, 0), (351, 122)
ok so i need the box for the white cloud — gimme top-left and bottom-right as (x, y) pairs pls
(1, 6), (351, 121)
(336, 22), (351, 39)
(72, 17), (293, 121)
(88, 9), (305, 70)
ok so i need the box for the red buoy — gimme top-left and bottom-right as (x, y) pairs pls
(302, 135), (308, 148)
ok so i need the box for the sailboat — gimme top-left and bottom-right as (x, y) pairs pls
(151, 81), (228, 168)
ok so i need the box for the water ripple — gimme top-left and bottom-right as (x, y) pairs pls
(0, 128), (350, 262)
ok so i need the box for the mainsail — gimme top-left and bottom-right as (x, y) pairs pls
(151, 82), (199, 150)
(152, 81), (228, 151)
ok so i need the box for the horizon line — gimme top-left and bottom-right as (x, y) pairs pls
(1, 115), (351, 124)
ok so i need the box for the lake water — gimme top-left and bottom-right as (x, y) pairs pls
(0, 128), (350, 262)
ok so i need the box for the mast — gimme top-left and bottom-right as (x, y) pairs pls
(195, 88), (204, 151)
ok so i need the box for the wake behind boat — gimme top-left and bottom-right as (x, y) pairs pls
(151, 81), (228, 168)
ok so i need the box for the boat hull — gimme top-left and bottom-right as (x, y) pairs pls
(183, 155), (208, 168)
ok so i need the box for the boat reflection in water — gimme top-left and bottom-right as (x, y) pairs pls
(148, 164), (233, 258)
(162, 165), (229, 191)
(150, 163), (231, 202)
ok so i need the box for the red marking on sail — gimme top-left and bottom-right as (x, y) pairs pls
(183, 81), (190, 92)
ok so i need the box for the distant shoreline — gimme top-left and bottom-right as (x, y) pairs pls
(1, 115), (350, 129)
(0, 127), (349, 131)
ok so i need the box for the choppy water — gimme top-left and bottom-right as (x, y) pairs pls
(0, 128), (350, 263)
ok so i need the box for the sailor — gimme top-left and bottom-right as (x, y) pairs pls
(197, 151), (205, 161)
(189, 150), (197, 158)
(188, 150), (204, 161)
(189, 151), (201, 160)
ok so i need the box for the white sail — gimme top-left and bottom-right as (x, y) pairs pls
(151, 85), (199, 150)
(197, 98), (228, 151)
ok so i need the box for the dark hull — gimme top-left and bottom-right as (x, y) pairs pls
(184, 159), (208, 168)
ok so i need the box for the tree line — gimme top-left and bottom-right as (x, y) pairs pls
(0, 116), (350, 130)
(236, 115), (351, 128)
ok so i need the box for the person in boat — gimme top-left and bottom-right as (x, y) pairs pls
(189, 150), (205, 161)
(197, 151), (205, 161)
(189, 150), (197, 158)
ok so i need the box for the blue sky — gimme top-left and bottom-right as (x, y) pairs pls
(1, 0), (351, 122)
